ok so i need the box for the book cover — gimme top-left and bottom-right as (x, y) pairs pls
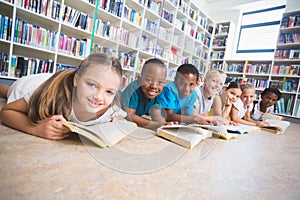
(62, 120), (137, 148)
(261, 119), (291, 134)
(156, 125), (213, 149)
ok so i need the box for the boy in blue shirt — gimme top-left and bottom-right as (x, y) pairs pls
(121, 58), (172, 129)
(157, 63), (210, 124)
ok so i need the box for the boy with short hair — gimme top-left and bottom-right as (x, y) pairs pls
(120, 58), (171, 129)
(156, 63), (210, 124)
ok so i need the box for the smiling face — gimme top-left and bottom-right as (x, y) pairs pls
(224, 87), (242, 104)
(261, 92), (279, 108)
(240, 88), (256, 108)
(204, 72), (225, 96)
(73, 64), (121, 121)
(139, 64), (166, 99)
(175, 73), (198, 98)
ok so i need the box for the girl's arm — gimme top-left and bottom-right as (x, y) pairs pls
(212, 96), (223, 116)
(0, 98), (69, 140)
(231, 106), (256, 126)
(231, 106), (269, 127)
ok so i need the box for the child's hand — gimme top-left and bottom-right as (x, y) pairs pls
(164, 121), (179, 125)
(255, 121), (270, 127)
(35, 115), (69, 140)
(195, 116), (210, 125)
(111, 115), (125, 121)
(229, 121), (239, 126)
(224, 96), (232, 107)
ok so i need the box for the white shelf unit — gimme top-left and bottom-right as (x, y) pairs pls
(0, 0), (214, 87)
(210, 21), (235, 70)
(272, 10), (300, 118)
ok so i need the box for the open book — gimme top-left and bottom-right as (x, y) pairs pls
(62, 120), (138, 148)
(261, 119), (291, 134)
(156, 125), (213, 149)
(197, 123), (260, 136)
(262, 113), (284, 121)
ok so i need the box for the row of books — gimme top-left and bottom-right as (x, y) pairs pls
(242, 78), (269, 89)
(118, 52), (140, 71)
(292, 98), (300, 117)
(162, 9), (174, 24)
(123, 6), (143, 26)
(169, 47), (179, 64)
(211, 61), (224, 70)
(98, 0), (124, 17)
(271, 65), (300, 76)
(140, 35), (155, 54)
(156, 45), (169, 60)
(146, 0), (162, 16)
(278, 33), (300, 44)
(10, 55), (54, 78)
(225, 63), (244, 73)
(144, 18), (159, 35)
(14, 18), (57, 51)
(245, 63), (271, 74)
(18, 0), (61, 20)
(0, 15), (12, 41)
(158, 27), (172, 42)
(211, 51), (225, 60)
(215, 25), (229, 35)
(281, 15), (300, 28)
(274, 49), (300, 59)
(0, 53), (9, 76)
(175, 18), (185, 31)
(269, 79), (298, 93)
(58, 34), (89, 58)
(275, 96), (296, 116)
(56, 63), (76, 71)
(195, 31), (207, 46)
(61, 5), (93, 32)
(212, 38), (226, 47)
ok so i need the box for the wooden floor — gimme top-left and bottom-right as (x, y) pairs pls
(0, 98), (300, 199)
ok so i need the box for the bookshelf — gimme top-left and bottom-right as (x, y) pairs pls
(210, 21), (235, 70)
(272, 10), (300, 118)
(0, 0), (215, 88)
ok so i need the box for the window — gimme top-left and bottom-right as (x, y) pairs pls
(236, 5), (286, 54)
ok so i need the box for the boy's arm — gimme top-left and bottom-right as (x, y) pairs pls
(0, 98), (69, 140)
(165, 109), (210, 125)
(123, 106), (163, 130)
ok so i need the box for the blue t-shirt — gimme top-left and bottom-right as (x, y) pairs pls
(120, 80), (159, 116)
(157, 82), (196, 115)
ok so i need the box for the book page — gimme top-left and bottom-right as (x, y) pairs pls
(263, 119), (291, 134)
(225, 124), (260, 134)
(63, 120), (138, 147)
(156, 125), (212, 149)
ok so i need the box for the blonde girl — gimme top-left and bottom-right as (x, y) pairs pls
(0, 53), (126, 140)
(231, 84), (269, 127)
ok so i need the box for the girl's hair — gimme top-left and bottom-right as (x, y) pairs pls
(175, 63), (199, 81)
(28, 53), (122, 122)
(141, 58), (166, 75)
(241, 83), (255, 92)
(204, 69), (226, 81)
(226, 81), (241, 90)
(261, 87), (282, 100)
